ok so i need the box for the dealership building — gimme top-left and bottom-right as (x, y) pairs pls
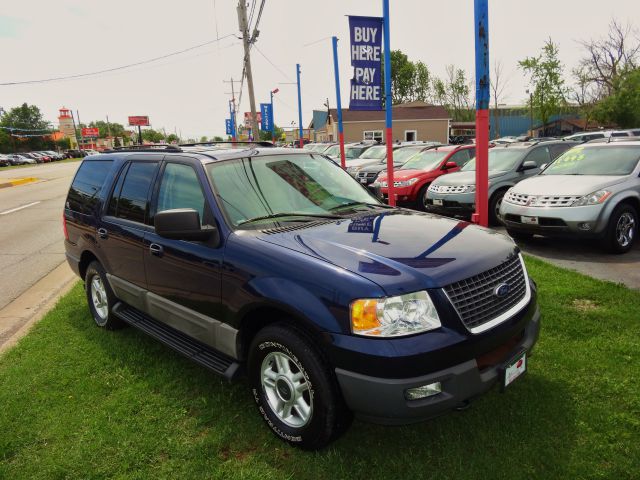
(310, 101), (450, 144)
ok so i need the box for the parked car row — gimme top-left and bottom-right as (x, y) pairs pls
(0, 148), (99, 166)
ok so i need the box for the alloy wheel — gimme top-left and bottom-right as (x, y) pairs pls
(90, 275), (109, 321)
(616, 212), (635, 247)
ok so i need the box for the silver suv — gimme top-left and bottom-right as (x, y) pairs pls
(426, 141), (576, 225)
(500, 142), (640, 253)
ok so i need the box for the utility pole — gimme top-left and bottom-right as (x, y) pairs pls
(237, 0), (260, 139)
(76, 110), (84, 150)
(223, 77), (239, 140)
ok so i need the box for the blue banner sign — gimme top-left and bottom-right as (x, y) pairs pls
(225, 119), (232, 135)
(260, 103), (273, 131)
(348, 15), (383, 111)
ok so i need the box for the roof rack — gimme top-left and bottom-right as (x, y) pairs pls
(107, 144), (183, 153)
(178, 141), (275, 148)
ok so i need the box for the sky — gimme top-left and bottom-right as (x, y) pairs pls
(1, 0), (638, 139)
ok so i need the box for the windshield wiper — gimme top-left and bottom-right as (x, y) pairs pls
(237, 212), (344, 226)
(329, 202), (387, 211)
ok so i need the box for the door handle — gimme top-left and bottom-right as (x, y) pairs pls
(149, 243), (164, 257)
(97, 228), (108, 239)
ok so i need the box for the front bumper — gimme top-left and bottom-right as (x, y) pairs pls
(500, 202), (607, 237)
(335, 301), (540, 425)
(424, 191), (475, 218)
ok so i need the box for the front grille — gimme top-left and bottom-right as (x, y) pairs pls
(443, 255), (528, 332)
(429, 184), (470, 194)
(505, 191), (581, 207)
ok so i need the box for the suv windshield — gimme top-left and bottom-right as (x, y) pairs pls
(543, 146), (640, 176)
(345, 146), (369, 159)
(392, 147), (424, 164)
(324, 145), (341, 157)
(207, 154), (379, 227)
(462, 149), (524, 172)
(401, 150), (448, 170)
(359, 145), (387, 159)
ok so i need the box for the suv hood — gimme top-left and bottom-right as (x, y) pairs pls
(433, 170), (509, 186)
(257, 210), (517, 295)
(511, 174), (629, 195)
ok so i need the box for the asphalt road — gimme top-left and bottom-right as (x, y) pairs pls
(0, 160), (637, 314)
(0, 161), (81, 310)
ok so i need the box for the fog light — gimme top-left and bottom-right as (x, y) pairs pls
(578, 222), (592, 231)
(405, 382), (442, 400)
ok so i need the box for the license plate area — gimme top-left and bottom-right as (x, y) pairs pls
(521, 215), (538, 225)
(433, 199), (443, 206)
(502, 351), (527, 390)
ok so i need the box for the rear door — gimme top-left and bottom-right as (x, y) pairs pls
(143, 158), (225, 348)
(99, 157), (160, 310)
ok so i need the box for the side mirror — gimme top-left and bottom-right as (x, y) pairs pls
(155, 209), (214, 241)
(442, 161), (458, 170)
(520, 161), (538, 171)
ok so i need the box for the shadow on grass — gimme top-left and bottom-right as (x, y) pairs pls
(64, 296), (578, 480)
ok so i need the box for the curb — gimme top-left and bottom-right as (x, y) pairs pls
(0, 177), (38, 189)
(0, 262), (77, 355)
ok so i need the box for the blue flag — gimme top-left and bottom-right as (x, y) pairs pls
(348, 15), (383, 111)
(260, 103), (272, 131)
(225, 119), (232, 135)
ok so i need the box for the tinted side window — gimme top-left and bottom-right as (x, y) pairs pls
(67, 160), (113, 214)
(448, 150), (470, 167)
(109, 162), (158, 224)
(156, 163), (206, 225)
(524, 146), (550, 167)
(549, 143), (572, 160)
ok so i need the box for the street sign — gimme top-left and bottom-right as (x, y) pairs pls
(82, 127), (99, 138)
(260, 103), (272, 132)
(348, 15), (383, 111)
(128, 116), (150, 126)
(225, 119), (232, 135)
(244, 112), (262, 127)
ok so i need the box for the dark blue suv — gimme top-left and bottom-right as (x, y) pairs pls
(63, 143), (540, 449)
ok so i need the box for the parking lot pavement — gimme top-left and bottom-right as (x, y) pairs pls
(494, 226), (640, 290)
(0, 161), (81, 310)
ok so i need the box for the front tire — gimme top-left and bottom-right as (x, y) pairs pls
(84, 261), (124, 329)
(601, 203), (637, 254)
(248, 323), (352, 450)
(489, 190), (507, 226)
(416, 184), (430, 211)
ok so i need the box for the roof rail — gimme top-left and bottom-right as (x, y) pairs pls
(178, 141), (275, 148)
(106, 144), (183, 153)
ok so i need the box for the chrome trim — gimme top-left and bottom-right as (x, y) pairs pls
(442, 254), (532, 335)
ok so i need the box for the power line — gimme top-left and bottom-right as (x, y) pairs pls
(254, 43), (293, 82)
(252, 0), (266, 37)
(0, 34), (235, 86)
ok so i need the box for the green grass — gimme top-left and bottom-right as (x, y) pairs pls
(0, 158), (81, 171)
(1, 257), (639, 479)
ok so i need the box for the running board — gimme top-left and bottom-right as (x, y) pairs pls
(113, 302), (241, 380)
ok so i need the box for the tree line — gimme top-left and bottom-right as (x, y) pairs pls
(386, 18), (640, 132)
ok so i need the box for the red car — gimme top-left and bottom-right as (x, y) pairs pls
(375, 145), (476, 209)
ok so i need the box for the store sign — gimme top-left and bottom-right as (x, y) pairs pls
(244, 111), (262, 127)
(82, 127), (99, 137)
(260, 103), (272, 131)
(128, 116), (150, 126)
(225, 119), (232, 135)
(348, 15), (383, 111)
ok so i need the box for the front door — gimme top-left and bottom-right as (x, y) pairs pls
(143, 159), (225, 348)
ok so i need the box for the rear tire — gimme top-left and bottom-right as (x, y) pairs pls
(601, 203), (637, 254)
(84, 261), (124, 329)
(248, 323), (352, 450)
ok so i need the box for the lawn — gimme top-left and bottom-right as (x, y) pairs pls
(0, 257), (638, 479)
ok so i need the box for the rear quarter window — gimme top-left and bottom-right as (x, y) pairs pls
(66, 160), (114, 214)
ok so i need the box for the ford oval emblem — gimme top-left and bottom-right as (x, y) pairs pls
(494, 283), (511, 298)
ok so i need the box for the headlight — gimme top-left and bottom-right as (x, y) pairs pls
(571, 190), (612, 207)
(350, 291), (441, 337)
(381, 181), (388, 187)
(396, 178), (419, 187)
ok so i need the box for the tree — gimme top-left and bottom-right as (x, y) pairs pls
(578, 19), (640, 97)
(87, 120), (127, 139)
(212, 136), (224, 142)
(381, 50), (433, 105)
(258, 125), (284, 142)
(491, 60), (509, 137)
(411, 61), (433, 103)
(594, 68), (640, 128)
(141, 128), (165, 143)
(519, 39), (568, 134)
(166, 133), (179, 144)
(433, 65), (474, 121)
(199, 136), (209, 143)
(0, 103), (53, 152)
(571, 65), (600, 130)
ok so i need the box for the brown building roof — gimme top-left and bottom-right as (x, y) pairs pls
(328, 104), (449, 123)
